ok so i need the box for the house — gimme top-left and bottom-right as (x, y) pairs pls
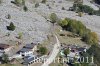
(66, 45), (88, 63)
(77, 47), (87, 53)
(23, 43), (37, 52)
(17, 48), (33, 56)
(23, 55), (37, 66)
(0, 44), (13, 53)
(17, 43), (37, 57)
(23, 55), (47, 66)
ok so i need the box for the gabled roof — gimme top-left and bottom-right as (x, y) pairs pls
(77, 47), (86, 52)
(23, 43), (37, 49)
(18, 48), (32, 53)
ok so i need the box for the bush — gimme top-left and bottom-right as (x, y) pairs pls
(73, 4), (100, 16)
(18, 32), (23, 39)
(39, 47), (47, 55)
(41, 0), (47, 3)
(82, 32), (98, 45)
(87, 45), (100, 66)
(50, 13), (58, 24)
(35, 3), (39, 8)
(78, 12), (83, 17)
(62, 7), (65, 10)
(23, 5), (28, 12)
(64, 48), (70, 56)
(59, 19), (68, 27)
(7, 22), (16, 31)
(2, 54), (9, 63)
(11, 0), (25, 6)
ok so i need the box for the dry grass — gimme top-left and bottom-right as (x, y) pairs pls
(55, 25), (88, 47)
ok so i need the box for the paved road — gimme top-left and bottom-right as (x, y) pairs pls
(41, 35), (60, 66)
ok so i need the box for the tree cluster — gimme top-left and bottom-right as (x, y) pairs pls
(41, 0), (47, 3)
(87, 45), (100, 66)
(72, 4), (100, 16)
(59, 18), (98, 45)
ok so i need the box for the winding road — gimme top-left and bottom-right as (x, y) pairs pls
(41, 35), (60, 66)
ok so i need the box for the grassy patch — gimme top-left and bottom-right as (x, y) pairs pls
(55, 26), (87, 47)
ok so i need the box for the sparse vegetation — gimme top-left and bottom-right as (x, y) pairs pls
(6, 14), (11, 19)
(78, 12), (83, 17)
(7, 22), (16, 31)
(2, 54), (9, 64)
(18, 32), (23, 39)
(0, 0), (2, 4)
(11, 0), (25, 6)
(41, 0), (47, 3)
(72, 3), (100, 16)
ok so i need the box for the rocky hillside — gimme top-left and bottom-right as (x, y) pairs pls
(0, 0), (51, 44)
(0, 0), (100, 44)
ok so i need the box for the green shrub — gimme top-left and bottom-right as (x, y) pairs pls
(78, 12), (83, 17)
(50, 13), (58, 24)
(38, 47), (47, 55)
(2, 54), (9, 63)
(87, 45), (100, 66)
(62, 7), (65, 10)
(18, 32), (23, 39)
(59, 19), (68, 27)
(11, 0), (25, 6)
(23, 5), (28, 12)
(64, 48), (70, 56)
(7, 22), (16, 31)
(35, 3), (39, 8)
(72, 4), (95, 15)
(41, 0), (47, 3)
(73, 4), (100, 16)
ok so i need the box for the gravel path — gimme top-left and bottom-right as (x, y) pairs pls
(42, 35), (60, 66)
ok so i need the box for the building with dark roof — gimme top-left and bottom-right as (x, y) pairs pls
(17, 43), (37, 57)
(23, 43), (37, 51)
(23, 55), (47, 66)
(77, 47), (87, 52)
(17, 48), (33, 56)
